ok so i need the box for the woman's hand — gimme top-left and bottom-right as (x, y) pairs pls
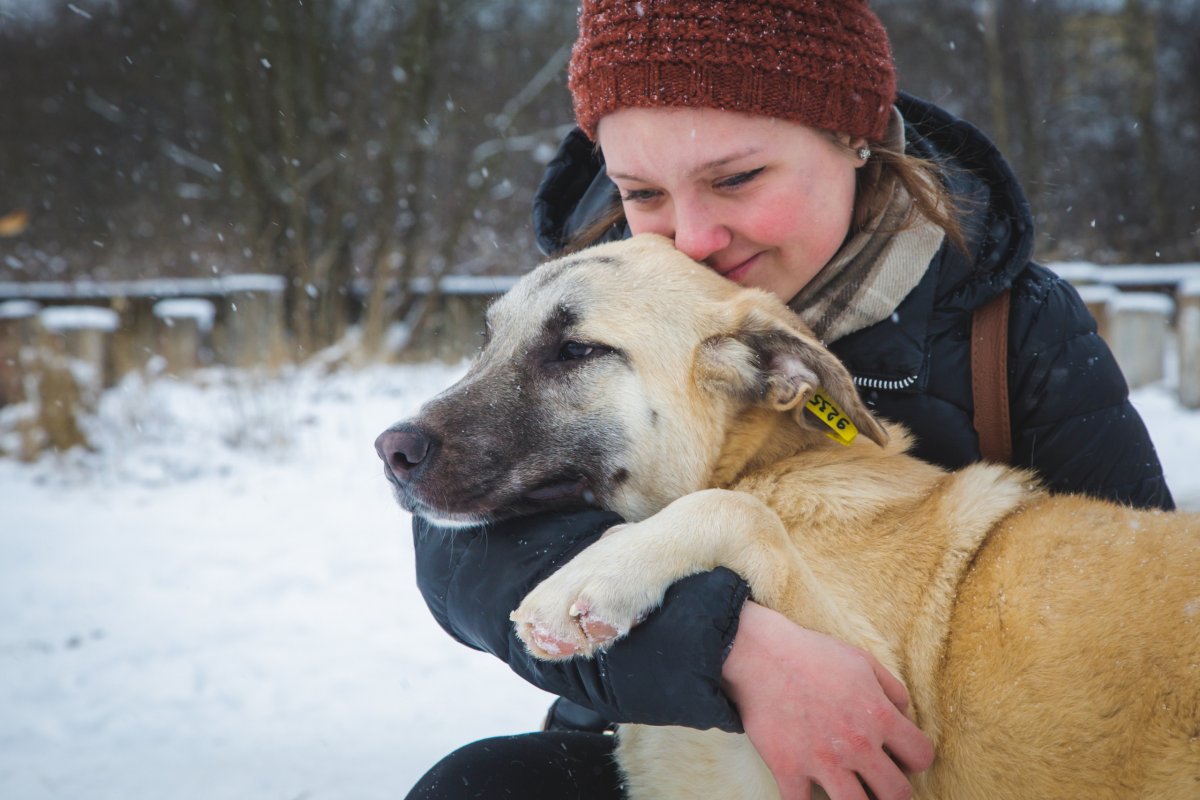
(722, 601), (934, 800)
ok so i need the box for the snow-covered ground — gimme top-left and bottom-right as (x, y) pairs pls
(1, 359), (1198, 799)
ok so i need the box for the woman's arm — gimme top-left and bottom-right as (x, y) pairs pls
(416, 511), (936, 800)
(413, 510), (749, 731)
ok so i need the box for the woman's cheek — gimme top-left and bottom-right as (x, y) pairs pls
(751, 189), (847, 254)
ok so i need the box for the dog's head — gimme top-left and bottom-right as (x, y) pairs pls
(376, 234), (888, 527)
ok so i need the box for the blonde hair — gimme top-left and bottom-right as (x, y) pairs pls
(850, 140), (969, 256)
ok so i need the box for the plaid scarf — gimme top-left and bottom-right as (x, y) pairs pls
(789, 112), (945, 343)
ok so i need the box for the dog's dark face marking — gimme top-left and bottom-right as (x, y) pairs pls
(378, 261), (638, 527)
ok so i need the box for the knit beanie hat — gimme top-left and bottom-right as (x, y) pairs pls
(569, 0), (897, 142)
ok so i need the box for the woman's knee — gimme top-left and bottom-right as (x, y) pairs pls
(405, 731), (623, 799)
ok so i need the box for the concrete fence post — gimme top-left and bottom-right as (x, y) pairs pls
(153, 298), (216, 376)
(1107, 291), (1175, 390)
(1177, 280), (1200, 409)
(1075, 284), (1119, 345)
(34, 305), (119, 452)
(38, 305), (121, 391)
(212, 276), (288, 369)
(108, 295), (160, 382)
(0, 299), (41, 407)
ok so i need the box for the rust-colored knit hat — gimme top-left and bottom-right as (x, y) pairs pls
(569, 0), (897, 142)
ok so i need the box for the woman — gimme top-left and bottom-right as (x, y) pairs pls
(407, 2), (1174, 798)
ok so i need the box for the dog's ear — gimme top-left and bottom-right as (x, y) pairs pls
(699, 308), (889, 447)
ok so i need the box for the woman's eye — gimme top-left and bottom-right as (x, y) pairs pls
(715, 167), (764, 190)
(619, 188), (659, 204)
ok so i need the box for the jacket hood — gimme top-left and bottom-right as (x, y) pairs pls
(895, 93), (1034, 308)
(532, 92), (1034, 311)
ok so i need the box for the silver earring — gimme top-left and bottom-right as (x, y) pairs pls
(857, 146), (872, 161)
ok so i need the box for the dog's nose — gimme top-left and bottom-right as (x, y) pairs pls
(375, 427), (431, 483)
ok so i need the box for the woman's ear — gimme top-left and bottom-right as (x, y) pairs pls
(848, 136), (871, 169)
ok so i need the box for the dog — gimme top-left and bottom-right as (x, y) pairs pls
(378, 234), (1200, 799)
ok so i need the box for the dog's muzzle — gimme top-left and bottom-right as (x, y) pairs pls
(373, 416), (600, 525)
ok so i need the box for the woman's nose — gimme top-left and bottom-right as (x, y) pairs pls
(670, 203), (732, 263)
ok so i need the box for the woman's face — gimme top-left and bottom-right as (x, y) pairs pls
(597, 107), (865, 302)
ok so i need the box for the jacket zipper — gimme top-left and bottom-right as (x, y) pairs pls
(853, 374), (919, 391)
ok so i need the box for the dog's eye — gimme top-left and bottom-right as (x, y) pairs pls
(557, 340), (597, 361)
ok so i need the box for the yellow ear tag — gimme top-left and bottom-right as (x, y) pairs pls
(805, 389), (858, 446)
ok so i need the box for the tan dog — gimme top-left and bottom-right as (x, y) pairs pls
(379, 234), (1200, 799)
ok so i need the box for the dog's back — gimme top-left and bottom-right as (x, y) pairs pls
(925, 495), (1200, 799)
(744, 438), (1200, 799)
(618, 461), (1200, 800)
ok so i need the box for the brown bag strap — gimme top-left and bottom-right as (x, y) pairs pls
(971, 289), (1013, 463)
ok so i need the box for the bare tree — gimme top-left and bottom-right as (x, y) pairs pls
(208, 0), (360, 355)
(4, 0), (1198, 332)
(1122, 0), (1168, 246)
(976, 0), (1012, 158)
(357, 0), (448, 360)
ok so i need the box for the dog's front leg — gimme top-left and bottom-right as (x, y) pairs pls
(512, 488), (836, 661)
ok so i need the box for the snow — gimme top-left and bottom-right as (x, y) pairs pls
(1073, 284), (1119, 305)
(408, 274), (519, 296)
(1, 359), (1198, 798)
(0, 274), (285, 302)
(1049, 261), (1200, 286)
(0, 362), (552, 800)
(0, 299), (40, 319)
(153, 298), (216, 331)
(39, 305), (120, 332)
(1108, 291), (1175, 315)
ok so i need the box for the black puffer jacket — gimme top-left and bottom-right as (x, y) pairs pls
(413, 93), (1174, 734)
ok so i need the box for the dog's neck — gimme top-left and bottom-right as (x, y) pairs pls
(708, 407), (844, 488)
(706, 410), (953, 537)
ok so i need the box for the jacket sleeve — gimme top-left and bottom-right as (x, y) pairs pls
(1008, 266), (1174, 511)
(413, 510), (750, 732)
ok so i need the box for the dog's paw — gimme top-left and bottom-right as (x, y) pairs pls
(510, 600), (627, 661)
(511, 569), (649, 661)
